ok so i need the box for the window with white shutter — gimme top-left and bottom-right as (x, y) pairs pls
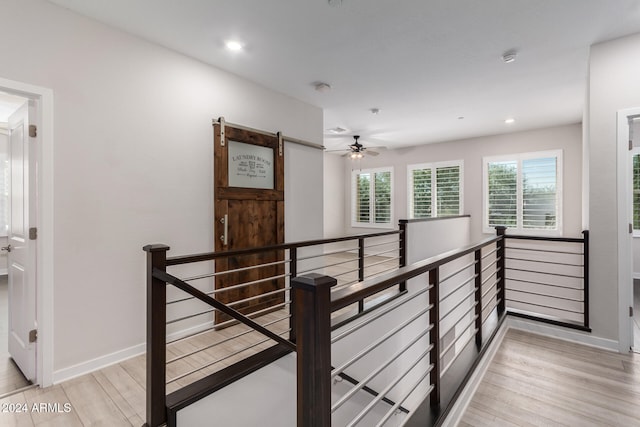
(483, 150), (562, 235)
(408, 161), (463, 219)
(632, 149), (640, 234)
(352, 167), (393, 227)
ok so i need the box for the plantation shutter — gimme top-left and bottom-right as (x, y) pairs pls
(436, 165), (460, 216)
(411, 168), (432, 218)
(487, 161), (517, 227)
(354, 172), (371, 223)
(374, 171), (392, 223)
(522, 157), (557, 230)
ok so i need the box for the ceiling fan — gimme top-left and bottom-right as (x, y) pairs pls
(326, 135), (382, 158)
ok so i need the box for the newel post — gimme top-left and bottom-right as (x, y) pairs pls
(582, 230), (590, 329)
(495, 226), (507, 316)
(143, 244), (170, 427)
(292, 273), (335, 427)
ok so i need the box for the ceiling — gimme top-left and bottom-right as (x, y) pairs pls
(48, 0), (640, 151)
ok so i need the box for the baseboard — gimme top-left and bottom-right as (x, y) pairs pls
(440, 320), (509, 427)
(53, 342), (146, 384)
(506, 316), (619, 352)
(53, 321), (214, 384)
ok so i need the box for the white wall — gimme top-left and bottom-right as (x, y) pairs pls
(0, 0), (323, 379)
(340, 123), (583, 240)
(323, 152), (346, 239)
(589, 32), (640, 342)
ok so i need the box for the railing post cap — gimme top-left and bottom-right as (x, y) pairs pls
(143, 244), (170, 252)
(291, 273), (336, 291)
(495, 226), (507, 235)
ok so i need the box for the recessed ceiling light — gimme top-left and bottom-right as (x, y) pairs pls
(328, 127), (348, 134)
(314, 82), (332, 92)
(458, 116), (465, 120)
(225, 40), (243, 51)
(505, 118), (515, 124)
(502, 50), (517, 63)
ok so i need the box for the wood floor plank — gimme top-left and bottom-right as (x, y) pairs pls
(0, 392), (34, 427)
(23, 384), (83, 427)
(460, 329), (640, 427)
(60, 374), (131, 426)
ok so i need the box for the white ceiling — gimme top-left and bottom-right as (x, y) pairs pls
(48, 0), (640, 151)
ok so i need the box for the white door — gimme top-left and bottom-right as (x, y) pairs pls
(7, 101), (37, 381)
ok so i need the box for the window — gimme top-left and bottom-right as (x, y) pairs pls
(408, 161), (463, 218)
(352, 167), (393, 227)
(632, 148), (640, 234)
(483, 150), (562, 234)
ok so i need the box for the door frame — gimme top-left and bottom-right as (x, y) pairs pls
(0, 76), (54, 386)
(617, 107), (640, 353)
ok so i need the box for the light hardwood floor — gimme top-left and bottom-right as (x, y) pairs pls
(0, 276), (31, 396)
(460, 328), (640, 427)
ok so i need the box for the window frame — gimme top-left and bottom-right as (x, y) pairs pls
(482, 150), (563, 236)
(351, 166), (394, 229)
(406, 160), (464, 219)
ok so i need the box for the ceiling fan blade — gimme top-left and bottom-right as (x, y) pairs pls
(324, 148), (351, 153)
(366, 150), (380, 156)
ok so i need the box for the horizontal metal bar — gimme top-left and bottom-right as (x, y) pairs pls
(331, 235), (501, 312)
(481, 258), (499, 273)
(166, 329), (291, 385)
(155, 269), (295, 351)
(297, 258), (358, 275)
(375, 367), (434, 427)
(440, 316), (479, 358)
(505, 245), (583, 256)
(440, 327), (479, 376)
(332, 330), (432, 414)
(365, 256), (401, 269)
(505, 256), (583, 268)
(296, 247), (358, 261)
(440, 287), (478, 321)
(330, 267), (361, 279)
(166, 314), (290, 364)
(332, 287), (431, 343)
(363, 248), (399, 259)
(166, 301), (290, 344)
(441, 302), (479, 339)
(365, 265), (400, 278)
(481, 247), (498, 260)
(481, 280), (498, 300)
(506, 277), (583, 291)
(505, 298), (584, 314)
(167, 273), (290, 305)
(181, 259), (290, 281)
(481, 269), (498, 286)
(482, 297), (498, 314)
(440, 260), (476, 284)
(166, 230), (401, 266)
(440, 274), (477, 302)
(227, 287), (291, 308)
(330, 279), (360, 291)
(506, 267), (583, 280)
(167, 308), (214, 325)
(332, 307), (433, 378)
(344, 346), (433, 426)
(364, 239), (400, 250)
(508, 288), (583, 303)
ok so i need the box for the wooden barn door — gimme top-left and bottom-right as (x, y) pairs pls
(213, 119), (285, 324)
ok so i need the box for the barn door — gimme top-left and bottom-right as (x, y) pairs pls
(213, 119), (284, 323)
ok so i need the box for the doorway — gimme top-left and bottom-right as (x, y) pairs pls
(0, 90), (33, 393)
(0, 75), (53, 389)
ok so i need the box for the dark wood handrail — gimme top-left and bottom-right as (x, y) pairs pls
(166, 230), (402, 266)
(503, 234), (585, 243)
(331, 235), (501, 312)
(153, 268), (296, 351)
